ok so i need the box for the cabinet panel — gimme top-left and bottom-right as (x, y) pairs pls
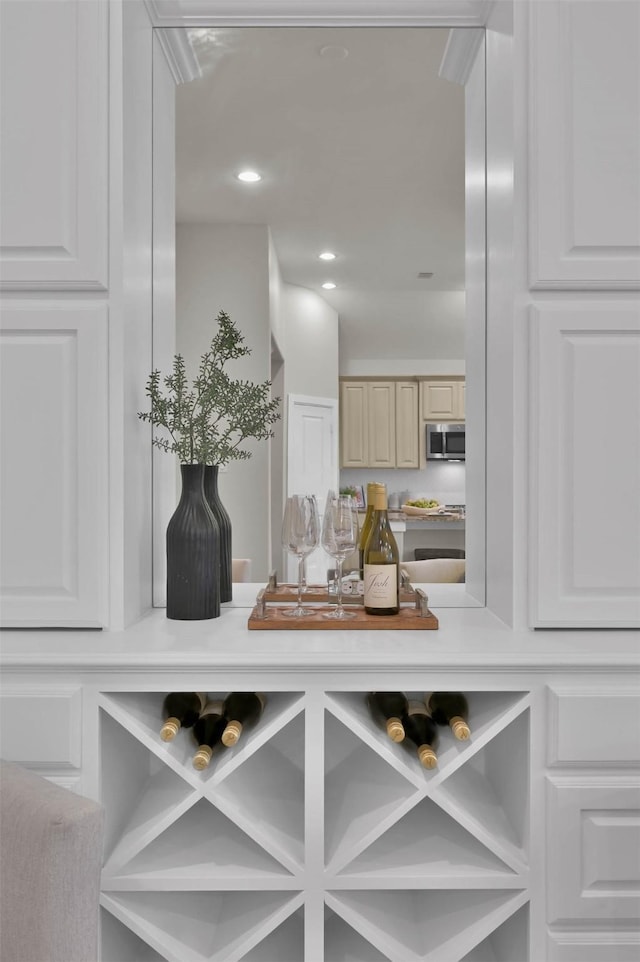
(0, 303), (108, 626)
(547, 932), (640, 962)
(0, 688), (82, 768)
(420, 379), (464, 421)
(547, 688), (640, 767)
(340, 382), (368, 468)
(0, 0), (108, 290)
(529, 305), (640, 627)
(395, 382), (419, 468)
(367, 382), (395, 469)
(547, 776), (640, 924)
(529, 1), (640, 288)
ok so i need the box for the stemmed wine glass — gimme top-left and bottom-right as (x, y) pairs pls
(321, 491), (359, 620)
(281, 495), (320, 617)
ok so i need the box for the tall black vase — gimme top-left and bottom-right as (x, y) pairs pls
(166, 464), (220, 620)
(204, 464), (232, 603)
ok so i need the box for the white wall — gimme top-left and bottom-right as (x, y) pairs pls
(282, 284), (339, 400)
(176, 223), (271, 577)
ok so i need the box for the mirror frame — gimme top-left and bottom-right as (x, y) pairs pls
(149, 1), (495, 610)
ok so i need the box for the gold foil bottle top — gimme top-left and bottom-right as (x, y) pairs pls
(417, 744), (438, 769)
(160, 717), (180, 742)
(370, 485), (388, 510)
(222, 720), (243, 747)
(386, 717), (405, 743)
(192, 745), (213, 770)
(451, 716), (470, 740)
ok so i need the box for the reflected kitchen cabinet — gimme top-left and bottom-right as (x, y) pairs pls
(340, 380), (419, 469)
(421, 378), (466, 421)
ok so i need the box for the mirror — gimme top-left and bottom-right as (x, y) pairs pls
(153, 25), (486, 606)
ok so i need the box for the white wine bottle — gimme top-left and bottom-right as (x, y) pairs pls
(191, 700), (227, 770)
(221, 692), (265, 746)
(363, 484), (400, 615)
(160, 692), (207, 741)
(358, 482), (384, 580)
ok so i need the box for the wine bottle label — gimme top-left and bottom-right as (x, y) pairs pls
(364, 564), (398, 608)
(195, 692), (208, 711)
(406, 700), (428, 717)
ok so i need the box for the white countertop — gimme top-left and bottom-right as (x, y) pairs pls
(1, 585), (638, 674)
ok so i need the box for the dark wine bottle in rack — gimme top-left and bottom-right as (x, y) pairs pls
(191, 700), (227, 770)
(160, 692), (207, 742)
(366, 691), (408, 742)
(403, 701), (439, 768)
(221, 692), (265, 746)
(427, 691), (471, 740)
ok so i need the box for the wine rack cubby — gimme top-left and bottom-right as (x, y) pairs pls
(99, 688), (530, 961)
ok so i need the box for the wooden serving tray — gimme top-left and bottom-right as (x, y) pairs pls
(247, 605), (439, 630)
(247, 579), (439, 630)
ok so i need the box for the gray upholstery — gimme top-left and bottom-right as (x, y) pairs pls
(0, 760), (104, 962)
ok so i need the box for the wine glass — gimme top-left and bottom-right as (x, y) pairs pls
(281, 495), (320, 617)
(321, 492), (359, 620)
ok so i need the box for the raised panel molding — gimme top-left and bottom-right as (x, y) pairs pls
(529, 1), (640, 289)
(529, 304), (640, 627)
(0, 303), (108, 626)
(547, 776), (640, 924)
(0, 688), (82, 768)
(0, 0), (108, 290)
(548, 931), (640, 962)
(547, 687), (640, 768)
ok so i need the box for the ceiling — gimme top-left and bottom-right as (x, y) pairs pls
(175, 27), (466, 360)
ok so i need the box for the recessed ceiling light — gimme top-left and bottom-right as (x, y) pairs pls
(322, 282), (336, 290)
(319, 44), (349, 61)
(417, 271), (434, 279)
(236, 170), (261, 182)
(319, 251), (336, 261)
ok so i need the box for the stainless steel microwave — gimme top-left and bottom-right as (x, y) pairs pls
(426, 422), (465, 461)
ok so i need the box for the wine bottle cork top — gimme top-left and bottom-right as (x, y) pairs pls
(366, 482), (385, 499)
(221, 720), (243, 747)
(418, 744), (438, 769)
(160, 718), (180, 741)
(192, 745), (213, 770)
(451, 716), (470, 740)
(386, 717), (405, 743)
(370, 485), (388, 510)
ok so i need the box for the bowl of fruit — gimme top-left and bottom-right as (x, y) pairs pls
(401, 498), (443, 517)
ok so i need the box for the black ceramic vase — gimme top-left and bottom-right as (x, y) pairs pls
(204, 464), (232, 603)
(166, 464), (220, 620)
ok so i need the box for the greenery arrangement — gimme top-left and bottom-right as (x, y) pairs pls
(138, 309), (281, 465)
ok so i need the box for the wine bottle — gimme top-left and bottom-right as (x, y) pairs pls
(221, 692), (265, 746)
(402, 703), (439, 768)
(367, 691), (408, 742)
(363, 484), (400, 615)
(191, 700), (227, 770)
(160, 692), (207, 741)
(358, 482), (384, 579)
(427, 692), (471, 740)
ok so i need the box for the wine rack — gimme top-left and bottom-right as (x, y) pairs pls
(99, 689), (530, 961)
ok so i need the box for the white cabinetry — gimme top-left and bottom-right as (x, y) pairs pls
(0, 303), (108, 626)
(529, 0), (640, 289)
(529, 305), (640, 628)
(340, 380), (419, 469)
(420, 379), (465, 421)
(0, 0), (109, 291)
(2, 613), (639, 961)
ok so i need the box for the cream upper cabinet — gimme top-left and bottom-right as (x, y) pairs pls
(366, 382), (395, 469)
(420, 379), (465, 421)
(395, 381), (420, 468)
(340, 380), (419, 468)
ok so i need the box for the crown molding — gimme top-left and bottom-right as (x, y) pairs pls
(143, 0), (494, 28)
(155, 26), (201, 84)
(439, 25), (484, 85)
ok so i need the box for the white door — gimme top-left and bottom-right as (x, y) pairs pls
(286, 394), (338, 583)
